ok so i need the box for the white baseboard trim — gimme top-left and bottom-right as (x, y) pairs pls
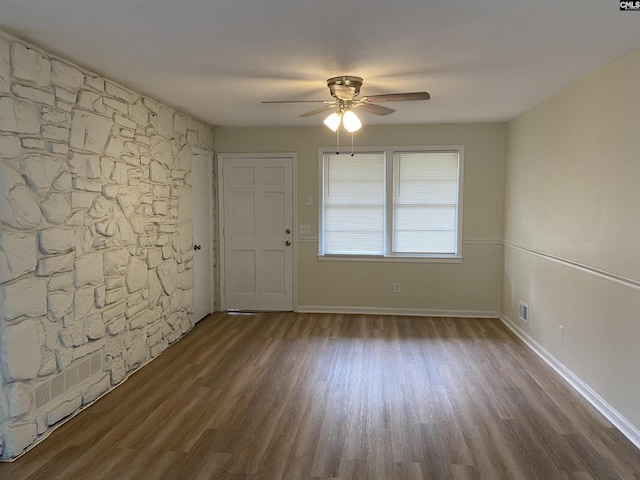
(296, 305), (500, 319)
(499, 313), (640, 450)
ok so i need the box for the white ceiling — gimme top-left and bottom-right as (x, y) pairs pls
(1, 1), (639, 128)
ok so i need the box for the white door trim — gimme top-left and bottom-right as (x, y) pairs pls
(193, 147), (215, 317)
(217, 152), (297, 311)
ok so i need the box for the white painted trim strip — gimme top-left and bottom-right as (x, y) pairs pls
(316, 255), (463, 264)
(503, 241), (640, 291)
(462, 239), (503, 245)
(297, 237), (319, 243)
(299, 238), (503, 246)
(499, 313), (640, 450)
(296, 305), (499, 318)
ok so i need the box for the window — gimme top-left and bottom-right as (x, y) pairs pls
(319, 146), (463, 261)
(322, 152), (385, 255)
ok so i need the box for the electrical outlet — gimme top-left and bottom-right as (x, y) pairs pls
(393, 283), (400, 293)
(559, 324), (565, 342)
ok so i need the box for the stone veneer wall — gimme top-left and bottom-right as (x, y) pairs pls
(0, 31), (214, 459)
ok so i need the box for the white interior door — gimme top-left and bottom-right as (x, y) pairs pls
(192, 149), (213, 322)
(222, 156), (294, 311)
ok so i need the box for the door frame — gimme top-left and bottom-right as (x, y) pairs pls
(217, 152), (298, 311)
(192, 147), (215, 319)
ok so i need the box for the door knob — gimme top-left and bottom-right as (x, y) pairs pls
(285, 228), (291, 234)
(194, 244), (202, 251)
(285, 240), (291, 246)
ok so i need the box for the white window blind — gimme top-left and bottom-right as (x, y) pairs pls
(319, 146), (463, 260)
(392, 152), (459, 254)
(322, 152), (385, 254)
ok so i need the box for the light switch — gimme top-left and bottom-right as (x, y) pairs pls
(305, 196), (312, 206)
(299, 224), (311, 235)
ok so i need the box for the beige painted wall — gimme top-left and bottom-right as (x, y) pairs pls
(503, 46), (640, 429)
(215, 123), (505, 314)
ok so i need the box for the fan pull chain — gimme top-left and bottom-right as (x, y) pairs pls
(336, 127), (340, 155)
(351, 131), (354, 156)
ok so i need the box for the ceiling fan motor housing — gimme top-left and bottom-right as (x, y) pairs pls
(327, 76), (363, 101)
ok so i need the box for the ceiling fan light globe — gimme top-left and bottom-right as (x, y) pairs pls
(342, 110), (362, 132)
(323, 112), (342, 132)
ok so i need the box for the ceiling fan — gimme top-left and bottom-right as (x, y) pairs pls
(262, 76), (430, 131)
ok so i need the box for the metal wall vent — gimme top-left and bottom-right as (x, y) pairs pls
(34, 350), (103, 411)
(518, 301), (529, 324)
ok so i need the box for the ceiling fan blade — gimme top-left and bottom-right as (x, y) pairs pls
(361, 92), (431, 103)
(354, 102), (395, 116)
(299, 105), (336, 117)
(261, 100), (329, 104)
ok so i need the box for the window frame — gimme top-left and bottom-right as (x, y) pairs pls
(318, 145), (464, 263)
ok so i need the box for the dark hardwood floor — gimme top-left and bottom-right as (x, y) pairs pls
(1, 312), (639, 479)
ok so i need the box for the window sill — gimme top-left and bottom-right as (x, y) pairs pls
(317, 254), (463, 264)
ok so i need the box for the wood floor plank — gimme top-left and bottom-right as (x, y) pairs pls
(1, 313), (638, 480)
